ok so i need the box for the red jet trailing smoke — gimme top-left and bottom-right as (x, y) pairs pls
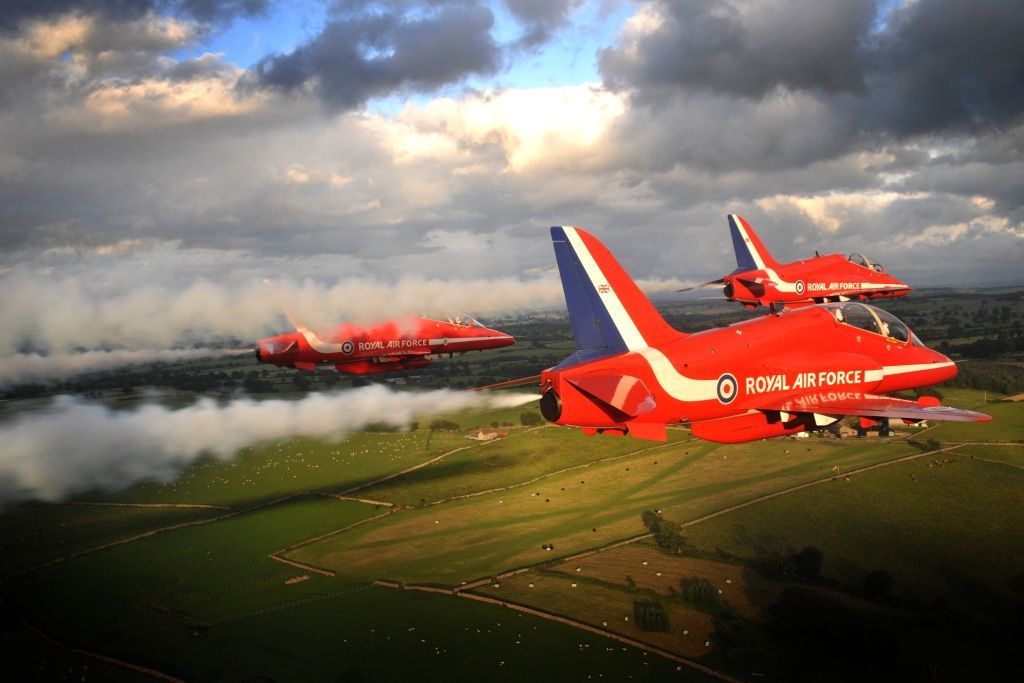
(680, 215), (911, 309)
(538, 226), (988, 443)
(257, 316), (514, 374)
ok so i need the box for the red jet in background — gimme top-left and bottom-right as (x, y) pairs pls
(680, 215), (911, 310)
(257, 316), (514, 374)
(538, 226), (988, 443)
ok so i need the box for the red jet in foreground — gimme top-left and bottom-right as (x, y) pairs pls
(257, 316), (514, 374)
(539, 226), (988, 443)
(681, 215), (911, 309)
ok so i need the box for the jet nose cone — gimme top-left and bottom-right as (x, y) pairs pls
(934, 351), (958, 382)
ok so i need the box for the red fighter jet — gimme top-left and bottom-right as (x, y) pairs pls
(680, 215), (911, 310)
(538, 226), (989, 443)
(256, 316), (514, 374)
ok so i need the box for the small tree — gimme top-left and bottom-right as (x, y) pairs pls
(655, 518), (688, 553)
(863, 570), (895, 600)
(633, 600), (669, 632)
(793, 546), (824, 580)
(519, 412), (543, 426)
(641, 510), (661, 534)
(681, 577), (720, 608)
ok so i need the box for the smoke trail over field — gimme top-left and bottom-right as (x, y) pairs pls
(0, 387), (538, 505)
(0, 271), (690, 357)
(0, 348), (246, 386)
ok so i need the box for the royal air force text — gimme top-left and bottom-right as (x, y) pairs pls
(745, 370), (864, 394)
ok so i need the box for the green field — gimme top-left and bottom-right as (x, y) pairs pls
(359, 426), (691, 506)
(2, 391), (1020, 681)
(84, 430), (468, 507)
(0, 504), (223, 578)
(288, 438), (921, 583)
(682, 446), (1024, 617)
(923, 399), (1024, 441)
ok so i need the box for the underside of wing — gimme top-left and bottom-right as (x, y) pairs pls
(761, 391), (991, 423)
(334, 355), (432, 375)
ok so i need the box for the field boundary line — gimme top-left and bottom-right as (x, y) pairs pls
(268, 553), (336, 577)
(2, 596), (187, 682)
(273, 510), (392, 561)
(207, 584), (372, 626)
(333, 495), (395, 507)
(677, 444), (961, 531)
(56, 501), (235, 510)
(373, 582), (737, 682)
(335, 445), (476, 496)
(949, 447), (1024, 471)
(3, 492), (314, 580)
(446, 445), (960, 594)
(427, 439), (692, 507)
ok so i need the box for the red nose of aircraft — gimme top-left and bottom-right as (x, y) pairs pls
(476, 323), (516, 349)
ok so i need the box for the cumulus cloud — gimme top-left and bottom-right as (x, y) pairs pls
(0, 387), (539, 504)
(505, 0), (581, 47)
(0, 1), (266, 32)
(0, 0), (1020, 314)
(600, 0), (873, 98)
(601, 0), (1024, 140)
(363, 84), (625, 172)
(249, 3), (501, 111)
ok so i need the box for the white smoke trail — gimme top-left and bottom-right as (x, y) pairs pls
(0, 271), (691, 356)
(0, 348), (247, 386)
(0, 387), (539, 504)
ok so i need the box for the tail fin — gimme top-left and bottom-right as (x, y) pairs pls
(550, 226), (681, 363)
(728, 214), (780, 271)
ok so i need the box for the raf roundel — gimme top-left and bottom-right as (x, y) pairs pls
(341, 340), (354, 355)
(795, 279), (806, 296)
(716, 373), (739, 404)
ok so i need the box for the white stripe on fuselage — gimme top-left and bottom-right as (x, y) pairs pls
(882, 361), (955, 376)
(560, 228), (949, 406)
(438, 336), (503, 345)
(297, 327), (346, 354)
(730, 216), (903, 296)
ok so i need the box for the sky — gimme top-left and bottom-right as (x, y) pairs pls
(1, 0), (1023, 357)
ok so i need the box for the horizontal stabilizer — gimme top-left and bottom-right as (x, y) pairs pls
(762, 392), (991, 423)
(568, 374), (657, 418)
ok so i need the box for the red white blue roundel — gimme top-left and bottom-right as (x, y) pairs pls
(341, 340), (354, 355)
(716, 373), (738, 404)
(795, 279), (806, 296)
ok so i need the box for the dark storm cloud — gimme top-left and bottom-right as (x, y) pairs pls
(248, 4), (501, 111)
(601, 0), (1024, 140)
(0, 1), (266, 31)
(505, 0), (578, 47)
(860, 0), (1024, 136)
(600, 0), (875, 98)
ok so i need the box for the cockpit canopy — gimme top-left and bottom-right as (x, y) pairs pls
(848, 253), (885, 272)
(823, 302), (921, 345)
(448, 315), (481, 328)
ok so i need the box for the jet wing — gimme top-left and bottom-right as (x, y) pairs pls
(760, 391), (990, 423)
